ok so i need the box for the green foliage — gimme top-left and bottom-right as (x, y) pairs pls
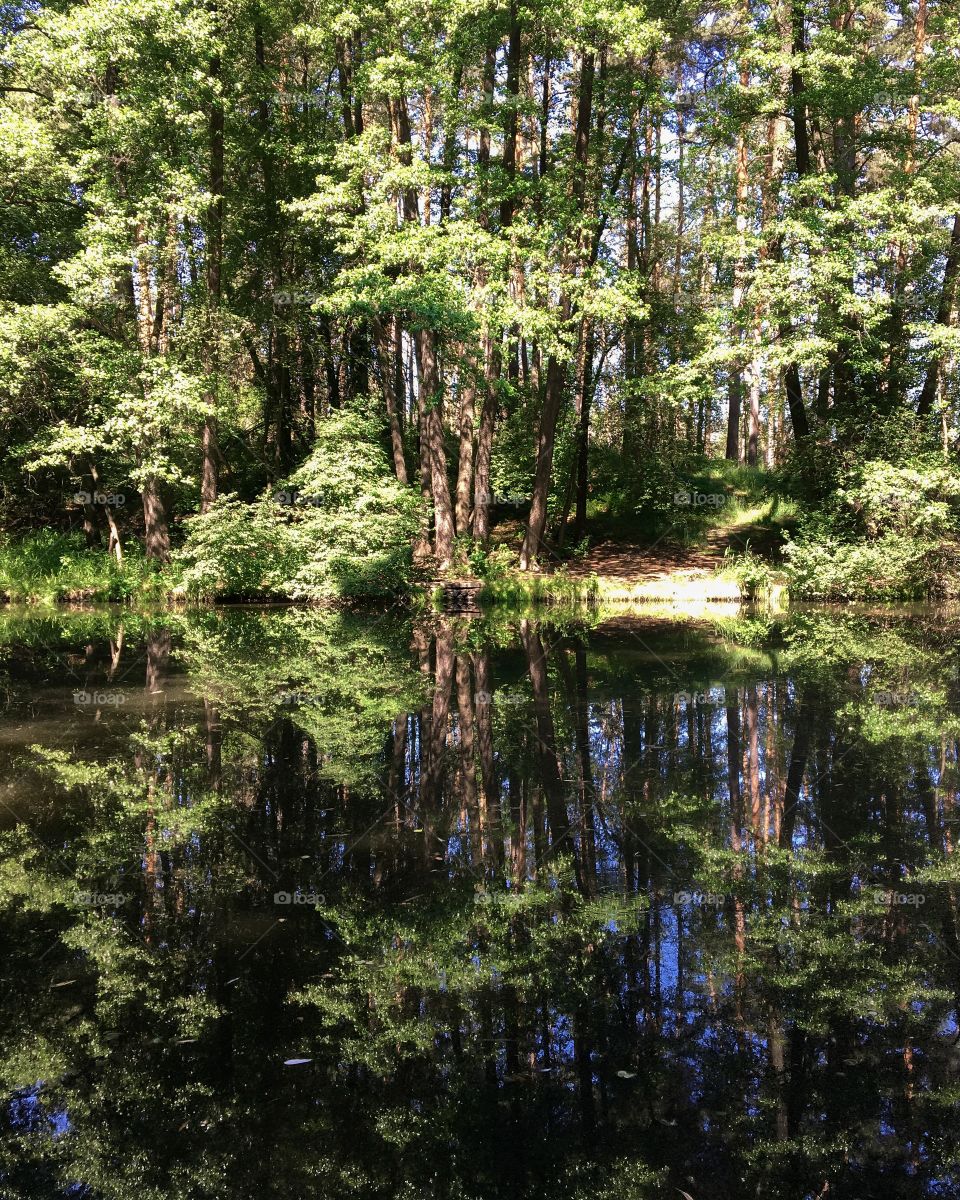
(0, 531), (159, 603)
(719, 547), (776, 598)
(783, 533), (945, 600)
(782, 451), (960, 599)
(174, 409), (424, 602)
(169, 496), (301, 600)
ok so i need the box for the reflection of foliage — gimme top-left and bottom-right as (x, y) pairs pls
(1, 609), (959, 1197)
(177, 608), (427, 785)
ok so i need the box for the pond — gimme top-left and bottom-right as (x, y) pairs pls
(1, 605), (959, 1199)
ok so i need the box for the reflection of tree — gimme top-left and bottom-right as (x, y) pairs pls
(0, 609), (959, 1197)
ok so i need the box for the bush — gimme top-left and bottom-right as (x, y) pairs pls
(174, 408), (424, 602)
(781, 453), (960, 601)
(168, 497), (302, 600)
(784, 534), (944, 601)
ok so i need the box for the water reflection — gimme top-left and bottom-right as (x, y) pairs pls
(1, 606), (959, 1198)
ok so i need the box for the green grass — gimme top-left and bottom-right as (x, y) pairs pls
(478, 568), (601, 610)
(0, 532), (165, 604)
(574, 460), (798, 554)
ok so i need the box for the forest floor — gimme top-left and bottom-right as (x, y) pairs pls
(558, 515), (785, 604)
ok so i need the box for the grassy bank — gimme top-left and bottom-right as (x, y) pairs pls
(0, 533), (165, 605)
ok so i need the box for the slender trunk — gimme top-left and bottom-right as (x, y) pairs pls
(726, 377), (742, 462)
(472, 336), (500, 543)
(500, 2), (521, 229)
(202, 29), (224, 513)
(414, 329), (455, 567)
(727, 34), (751, 463)
(521, 51), (595, 569)
(918, 213), (960, 418)
(520, 348), (567, 569)
(573, 320), (594, 536)
(454, 362), (477, 535)
(470, 42), (506, 546)
(89, 463), (123, 564)
(888, 0), (927, 410)
(778, 0), (811, 441)
(375, 318), (408, 483)
(129, 226), (171, 561)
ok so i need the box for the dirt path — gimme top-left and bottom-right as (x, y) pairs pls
(566, 525), (756, 582)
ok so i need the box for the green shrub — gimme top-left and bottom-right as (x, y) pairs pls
(174, 408), (424, 602)
(168, 497), (302, 600)
(783, 534), (944, 601)
(778, 452), (960, 600)
(721, 548), (774, 598)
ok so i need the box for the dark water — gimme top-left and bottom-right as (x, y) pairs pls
(1, 604), (960, 1200)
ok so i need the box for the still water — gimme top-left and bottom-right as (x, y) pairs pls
(1, 605), (959, 1199)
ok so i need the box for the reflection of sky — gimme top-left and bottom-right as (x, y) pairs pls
(8, 1083), (71, 1139)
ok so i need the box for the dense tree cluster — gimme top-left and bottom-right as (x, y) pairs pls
(1, 0), (959, 573)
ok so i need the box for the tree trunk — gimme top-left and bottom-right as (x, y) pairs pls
(520, 348), (567, 569)
(917, 213), (960, 418)
(521, 51), (595, 569)
(201, 30), (224, 513)
(574, 319), (595, 537)
(726, 376), (742, 462)
(375, 318), (408, 483)
(777, 0), (812, 441)
(414, 328), (455, 567)
(472, 335), (500, 543)
(888, 0), (927, 410)
(454, 361), (477, 535)
(142, 474), (170, 563)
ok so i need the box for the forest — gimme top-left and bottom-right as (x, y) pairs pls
(5, 5), (960, 1191)
(1, 0), (960, 603)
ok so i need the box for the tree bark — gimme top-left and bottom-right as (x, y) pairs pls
(472, 335), (500, 543)
(917, 213), (960, 418)
(454, 361), (477, 535)
(414, 328), (455, 567)
(142, 474), (170, 563)
(374, 318), (408, 483)
(521, 50), (595, 569)
(201, 25), (224, 513)
(777, 0), (812, 441)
